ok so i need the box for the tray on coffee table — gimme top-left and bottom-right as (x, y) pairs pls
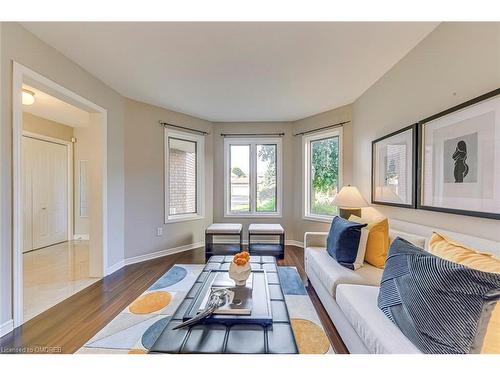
(183, 269), (273, 326)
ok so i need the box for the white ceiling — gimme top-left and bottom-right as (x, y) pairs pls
(23, 84), (90, 127)
(22, 22), (439, 122)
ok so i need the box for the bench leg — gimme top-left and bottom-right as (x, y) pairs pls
(205, 232), (212, 260)
(279, 233), (285, 259)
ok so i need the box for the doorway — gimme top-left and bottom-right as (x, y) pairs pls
(12, 62), (109, 327)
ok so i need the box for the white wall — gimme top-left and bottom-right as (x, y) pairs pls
(73, 114), (104, 276)
(73, 127), (90, 237)
(124, 98), (214, 259)
(23, 112), (74, 142)
(353, 22), (500, 241)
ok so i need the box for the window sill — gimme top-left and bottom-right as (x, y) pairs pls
(165, 214), (204, 224)
(302, 215), (334, 224)
(224, 213), (282, 219)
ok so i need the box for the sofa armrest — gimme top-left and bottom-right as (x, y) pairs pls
(304, 232), (328, 248)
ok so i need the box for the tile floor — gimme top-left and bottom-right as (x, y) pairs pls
(23, 240), (101, 322)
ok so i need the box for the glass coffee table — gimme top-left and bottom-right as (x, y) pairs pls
(149, 255), (298, 354)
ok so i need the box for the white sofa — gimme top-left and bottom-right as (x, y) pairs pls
(304, 218), (500, 354)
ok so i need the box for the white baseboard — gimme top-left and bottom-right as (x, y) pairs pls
(124, 241), (205, 267)
(73, 234), (89, 240)
(105, 260), (125, 276)
(286, 240), (304, 248)
(0, 319), (14, 337)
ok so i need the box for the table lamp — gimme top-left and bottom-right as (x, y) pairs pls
(332, 185), (368, 219)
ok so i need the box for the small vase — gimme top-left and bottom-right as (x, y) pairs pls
(228, 261), (251, 286)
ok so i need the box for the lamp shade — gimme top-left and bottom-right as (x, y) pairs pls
(332, 185), (368, 208)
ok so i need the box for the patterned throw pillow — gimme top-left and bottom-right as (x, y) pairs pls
(378, 237), (500, 354)
(326, 216), (367, 270)
(428, 232), (500, 354)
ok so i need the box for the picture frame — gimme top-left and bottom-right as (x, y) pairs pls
(371, 124), (417, 208)
(417, 88), (500, 220)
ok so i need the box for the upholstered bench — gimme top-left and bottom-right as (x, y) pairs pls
(205, 223), (243, 260)
(248, 224), (285, 259)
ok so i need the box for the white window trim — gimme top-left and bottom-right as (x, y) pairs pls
(302, 127), (343, 223)
(164, 128), (205, 223)
(224, 137), (282, 218)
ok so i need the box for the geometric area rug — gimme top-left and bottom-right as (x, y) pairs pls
(76, 264), (333, 354)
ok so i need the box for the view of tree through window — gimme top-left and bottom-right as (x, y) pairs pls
(310, 136), (339, 216)
(257, 144), (277, 212)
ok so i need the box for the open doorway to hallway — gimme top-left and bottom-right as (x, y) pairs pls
(13, 63), (108, 326)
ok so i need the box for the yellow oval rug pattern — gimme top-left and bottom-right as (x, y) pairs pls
(291, 318), (330, 354)
(128, 349), (147, 354)
(129, 291), (172, 314)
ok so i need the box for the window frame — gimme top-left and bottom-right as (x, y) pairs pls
(164, 128), (205, 223)
(224, 137), (282, 218)
(302, 127), (343, 223)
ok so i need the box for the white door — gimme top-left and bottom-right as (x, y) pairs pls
(22, 136), (68, 251)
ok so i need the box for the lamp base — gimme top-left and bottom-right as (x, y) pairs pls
(339, 208), (361, 220)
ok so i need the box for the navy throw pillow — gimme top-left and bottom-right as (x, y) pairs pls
(378, 237), (500, 354)
(326, 216), (367, 270)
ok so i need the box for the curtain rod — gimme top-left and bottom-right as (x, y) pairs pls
(159, 121), (210, 136)
(293, 121), (350, 136)
(220, 133), (285, 137)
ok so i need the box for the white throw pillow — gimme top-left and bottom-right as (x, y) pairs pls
(353, 228), (369, 270)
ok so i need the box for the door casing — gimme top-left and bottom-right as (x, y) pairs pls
(12, 62), (109, 329)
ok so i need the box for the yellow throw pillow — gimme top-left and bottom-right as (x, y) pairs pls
(429, 232), (500, 354)
(349, 215), (389, 269)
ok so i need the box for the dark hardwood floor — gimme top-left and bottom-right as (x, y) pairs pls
(0, 245), (348, 354)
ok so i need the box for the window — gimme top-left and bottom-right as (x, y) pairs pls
(303, 128), (342, 221)
(165, 129), (204, 223)
(224, 138), (281, 216)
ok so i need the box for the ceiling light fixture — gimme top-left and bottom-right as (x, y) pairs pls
(22, 89), (35, 105)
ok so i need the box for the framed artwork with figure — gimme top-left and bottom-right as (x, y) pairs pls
(371, 124), (417, 208)
(417, 88), (500, 220)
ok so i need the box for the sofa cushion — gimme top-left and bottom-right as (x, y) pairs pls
(378, 237), (500, 354)
(206, 223), (242, 234)
(326, 216), (367, 270)
(305, 246), (383, 298)
(336, 284), (421, 354)
(248, 223), (284, 234)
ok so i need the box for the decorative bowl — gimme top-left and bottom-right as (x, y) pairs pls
(228, 252), (251, 286)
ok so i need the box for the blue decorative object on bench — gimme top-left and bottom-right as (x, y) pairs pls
(326, 216), (366, 270)
(378, 237), (500, 354)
